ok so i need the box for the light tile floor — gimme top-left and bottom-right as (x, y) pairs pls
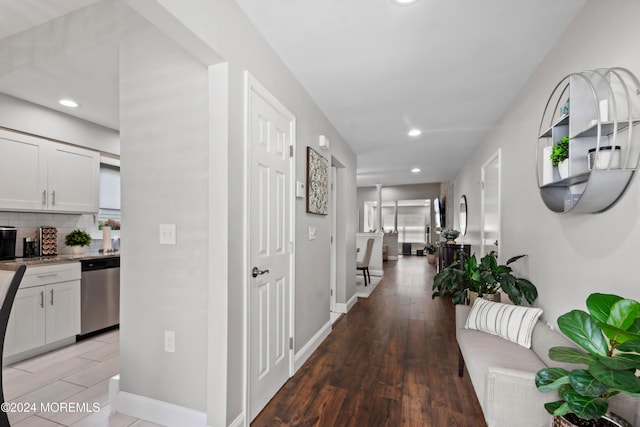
(3, 330), (164, 427)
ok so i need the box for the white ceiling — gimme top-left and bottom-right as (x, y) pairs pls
(234, 0), (587, 186)
(0, 0), (587, 186)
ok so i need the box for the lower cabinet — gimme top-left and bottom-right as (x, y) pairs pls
(4, 263), (81, 360)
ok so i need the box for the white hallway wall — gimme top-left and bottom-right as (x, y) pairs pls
(0, 0), (357, 424)
(123, 0), (358, 425)
(453, 0), (640, 326)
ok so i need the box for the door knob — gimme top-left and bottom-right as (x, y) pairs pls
(252, 267), (270, 278)
(494, 240), (499, 246)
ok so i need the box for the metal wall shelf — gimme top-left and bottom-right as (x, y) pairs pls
(537, 68), (640, 213)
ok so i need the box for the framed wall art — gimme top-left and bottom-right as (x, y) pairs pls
(306, 146), (329, 215)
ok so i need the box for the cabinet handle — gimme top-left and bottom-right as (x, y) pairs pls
(37, 273), (58, 279)
(51, 190), (56, 206)
(50, 289), (54, 306)
(40, 291), (44, 308)
(42, 190), (47, 206)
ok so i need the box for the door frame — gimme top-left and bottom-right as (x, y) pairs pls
(243, 72), (296, 423)
(481, 149), (501, 257)
(330, 165), (337, 316)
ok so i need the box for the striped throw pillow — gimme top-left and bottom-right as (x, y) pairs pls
(464, 298), (543, 348)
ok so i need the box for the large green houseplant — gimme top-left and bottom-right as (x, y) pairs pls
(535, 293), (640, 426)
(432, 251), (538, 305)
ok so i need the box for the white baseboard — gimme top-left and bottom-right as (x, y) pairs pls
(109, 375), (210, 427)
(334, 293), (358, 314)
(357, 269), (383, 278)
(228, 412), (245, 427)
(294, 321), (331, 372)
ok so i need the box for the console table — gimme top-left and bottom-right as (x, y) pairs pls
(438, 243), (471, 272)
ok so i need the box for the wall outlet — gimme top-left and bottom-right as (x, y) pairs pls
(159, 224), (177, 245)
(164, 330), (176, 353)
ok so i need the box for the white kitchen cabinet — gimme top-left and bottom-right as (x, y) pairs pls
(45, 280), (81, 343)
(4, 286), (47, 356)
(0, 129), (100, 213)
(0, 130), (47, 211)
(4, 263), (81, 361)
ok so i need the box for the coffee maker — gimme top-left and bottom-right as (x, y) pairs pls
(0, 226), (17, 261)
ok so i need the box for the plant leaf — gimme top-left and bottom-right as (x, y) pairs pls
(506, 254), (527, 265)
(544, 401), (569, 416)
(597, 353), (640, 370)
(557, 310), (609, 356)
(568, 369), (609, 397)
(535, 368), (570, 392)
(549, 347), (597, 365)
(587, 293), (622, 324)
(563, 388), (608, 420)
(589, 362), (640, 392)
(599, 323), (640, 345)
(617, 339), (640, 353)
(609, 299), (640, 331)
(515, 278), (538, 304)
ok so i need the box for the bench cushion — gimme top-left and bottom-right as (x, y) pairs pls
(457, 327), (548, 414)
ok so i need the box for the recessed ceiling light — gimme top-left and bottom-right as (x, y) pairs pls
(408, 129), (422, 137)
(59, 99), (79, 108)
(392, 0), (420, 5)
(411, 168), (421, 173)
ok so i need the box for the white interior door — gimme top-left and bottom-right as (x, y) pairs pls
(247, 76), (294, 421)
(481, 150), (501, 257)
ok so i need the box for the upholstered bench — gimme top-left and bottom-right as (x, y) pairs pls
(455, 301), (640, 427)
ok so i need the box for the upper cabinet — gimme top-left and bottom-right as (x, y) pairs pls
(537, 68), (640, 213)
(0, 129), (99, 214)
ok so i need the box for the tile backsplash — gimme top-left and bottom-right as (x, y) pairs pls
(0, 211), (103, 256)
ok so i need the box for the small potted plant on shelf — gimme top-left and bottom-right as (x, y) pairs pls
(551, 136), (570, 179)
(432, 251), (537, 306)
(64, 229), (92, 255)
(535, 293), (640, 427)
(425, 243), (438, 265)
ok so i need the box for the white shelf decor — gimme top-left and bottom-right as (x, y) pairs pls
(537, 68), (640, 213)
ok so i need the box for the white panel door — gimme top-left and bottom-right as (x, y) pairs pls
(248, 80), (294, 421)
(0, 131), (47, 211)
(48, 142), (100, 213)
(481, 150), (501, 257)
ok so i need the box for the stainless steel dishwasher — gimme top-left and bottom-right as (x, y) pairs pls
(79, 256), (120, 337)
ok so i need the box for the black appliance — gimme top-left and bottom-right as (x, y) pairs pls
(0, 226), (16, 261)
(23, 237), (36, 258)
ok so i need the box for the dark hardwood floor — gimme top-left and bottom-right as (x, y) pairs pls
(252, 256), (487, 427)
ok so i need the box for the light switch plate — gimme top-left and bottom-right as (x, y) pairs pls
(308, 226), (317, 240)
(296, 181), (305, 199)
(319, 135), (330, 150)
(159, 224), (177, 245)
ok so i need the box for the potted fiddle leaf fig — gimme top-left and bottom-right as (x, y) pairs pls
(535, 293), (640, 427)
(432, 251), (537, 306)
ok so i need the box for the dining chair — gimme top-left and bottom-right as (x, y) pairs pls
(357, 238), (375, 286)
(0, 265), (26, 427)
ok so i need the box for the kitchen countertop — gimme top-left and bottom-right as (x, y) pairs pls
(0, 251), (120, 267)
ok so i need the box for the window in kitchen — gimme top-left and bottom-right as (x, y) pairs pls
(98, 164), (120, 231)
